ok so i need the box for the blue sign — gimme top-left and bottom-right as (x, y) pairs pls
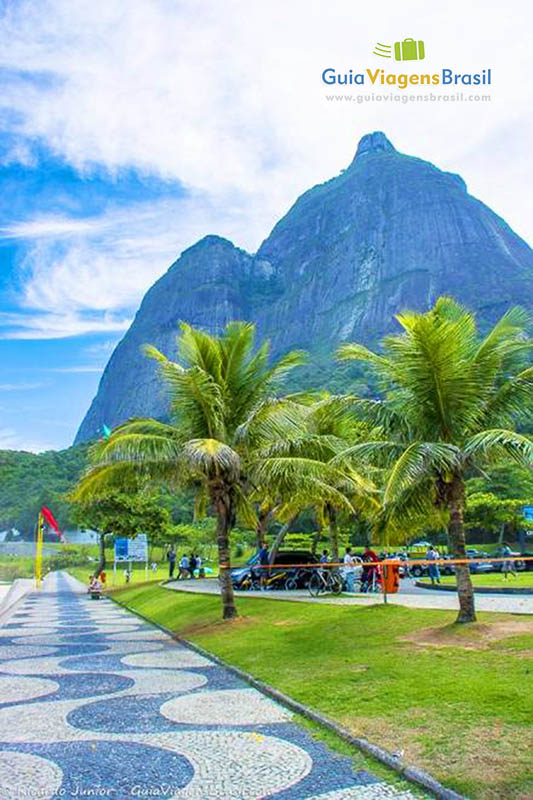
(114, 535), (148, 562)
(114, 538), (129, 561)
(523, 506), (533, 521)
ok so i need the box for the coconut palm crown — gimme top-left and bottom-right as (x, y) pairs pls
(75, 322), (364, 619)
(336, 297), (533, 623)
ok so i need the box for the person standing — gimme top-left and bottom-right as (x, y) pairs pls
(167, 546), (176, 579)
(195, 553), (204, 578)
(258, 542), (270, 590)
(426, 545), (441, 585)
(320, 549), (329, 564)
(178, 553), (190, 579)
(189, 553), (197, 578)
(501, 543), (517, 580)
(342, 547), (357, 592)
(361, 544), (379, 592)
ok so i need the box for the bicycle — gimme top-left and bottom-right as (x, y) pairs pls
(308, 566), (343, 597)
(360, 564), (383, 593)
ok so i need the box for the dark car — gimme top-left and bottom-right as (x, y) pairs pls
(231, 550), (319, 590)
(522, 551), (533, 572)
(408, 554), (454, 578)
(465, 549), (494, 573)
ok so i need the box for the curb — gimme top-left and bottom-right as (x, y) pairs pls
(0, 578), (35, 623)
(110, 593), (466, 800)
(415, 581), (533, 595)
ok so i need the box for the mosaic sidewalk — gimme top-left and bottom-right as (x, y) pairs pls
(0, 572), (422, 799)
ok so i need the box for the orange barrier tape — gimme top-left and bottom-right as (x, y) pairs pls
(244, 556), (533, 570)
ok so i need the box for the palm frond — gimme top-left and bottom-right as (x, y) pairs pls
(464, 429), (533, 467)
(332, 440), (407, 469)
(183, 439), (241, 479)
(337, 342), (389, 371)
(74, 463), (143, 501)
(384, 442), (462, 504)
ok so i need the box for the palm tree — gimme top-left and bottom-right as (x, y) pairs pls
(75, 321), (308, 620)
(336, 298), (533, 623)
(260, 395), (377, 563)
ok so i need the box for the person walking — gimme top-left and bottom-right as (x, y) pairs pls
(342, 547), (357, 592)
(426, 545), (441, 585)
(501, 543), (517, 580)
(167, 546), (176, 579)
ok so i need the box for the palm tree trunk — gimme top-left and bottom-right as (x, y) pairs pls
(269, 518), (294, 565)
(94, 533), (106, 578)
(448, 475), (476, 623)
(328, 505), (340, 562)
(213, 491), (238, 620)
(311, 529), (321, 556)
(256, 506), (271, 551)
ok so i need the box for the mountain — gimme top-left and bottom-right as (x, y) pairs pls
(75, 131), (533, 443)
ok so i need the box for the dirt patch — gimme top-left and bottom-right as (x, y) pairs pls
(180, 615), (256, 637)
(272, 619), (300, 627)
(402, 619), (533, 650)
(341, 714), (532, 800)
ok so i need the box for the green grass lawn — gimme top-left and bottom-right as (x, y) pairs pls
(68, 564), (171, 587)
(109, 583), (533, 800)
(419, 572), (533, 589)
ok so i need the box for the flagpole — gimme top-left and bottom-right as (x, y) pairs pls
(35, 512), (43, 590)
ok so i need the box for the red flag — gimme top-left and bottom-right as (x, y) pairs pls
(41, 506), (60, 535)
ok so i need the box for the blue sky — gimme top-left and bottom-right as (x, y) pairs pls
(0, 0), (531, 451)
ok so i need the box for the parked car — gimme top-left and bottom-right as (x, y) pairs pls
(461, 549), (493, 573)
(466, 548), (490, 559)
(521, 551), (533, 572)
(231, 550), (319, 590)
(408, 554), (454, 578)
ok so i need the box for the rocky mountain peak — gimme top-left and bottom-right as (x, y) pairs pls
(353, 131), (396, 162)
(74, 133), (533, 444)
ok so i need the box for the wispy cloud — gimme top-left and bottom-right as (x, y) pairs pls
(0, 193), (266, 339)
(83, 339), (119, 358)
(0, 0), (531, 240)
(0, 426), (55, 452)
(0, 381), (47, 391)
(0, 0), (531, 346)
(0, 310), (131, 340)
(43, 365), (103, 373)
(1, 215), (103, 239)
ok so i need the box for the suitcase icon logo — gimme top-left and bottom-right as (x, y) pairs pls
(394, 38), (425, 61)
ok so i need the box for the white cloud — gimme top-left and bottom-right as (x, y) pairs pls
(0, 0), (531, 237)
(42, 366), (103, 373)
(0, 425), (54, 452)
(0, 310), (131, 339)
(1, 216), (103, 238)
(83, 339), (119, 358)
(0, 381), (46, 391)
(0, 0), (531, 342)
(0, 191), (268, 338)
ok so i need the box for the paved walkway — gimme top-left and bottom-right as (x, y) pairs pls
(166, 578), (533, 614)
(0, 572), (424, 799)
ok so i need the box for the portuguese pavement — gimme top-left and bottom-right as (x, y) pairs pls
(0, 572), (424, 800)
